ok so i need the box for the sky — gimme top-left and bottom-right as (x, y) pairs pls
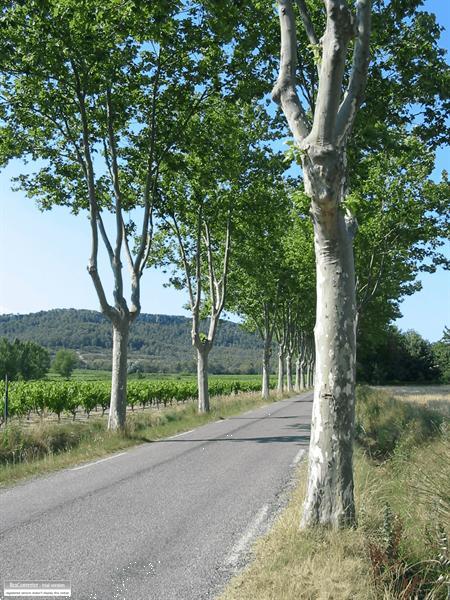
(0, 0), (449, 343)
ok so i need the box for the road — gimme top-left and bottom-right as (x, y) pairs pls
(0, 392), (312, 600)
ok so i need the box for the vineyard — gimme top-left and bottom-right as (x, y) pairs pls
(0, 378), (268, 425)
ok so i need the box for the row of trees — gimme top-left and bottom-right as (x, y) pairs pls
(358, 327), (450, 384)
(1, 0), (449, 527)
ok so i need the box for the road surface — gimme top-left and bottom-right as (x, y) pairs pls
(0, 392), (312, 600)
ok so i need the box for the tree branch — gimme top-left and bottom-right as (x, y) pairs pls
(170, 215), (195, 311)
(295, 0), (319, 46)
(194, 204), (203, 316)
(71, 60), (115, 321)
(295, 0), (321, 79)
(137, 49), (162, 274)
(218, 211), (232, 314)
(106, 87), (126, 311)
(203, 221), (217, 313)
(272, 0), (311, 144)
(336, 0), (372, 143)
(97, 212), (115, 263)
(307, 0), (354, 146)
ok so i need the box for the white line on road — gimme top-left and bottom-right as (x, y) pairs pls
(224, 504), (269, 569)
(291, 448), (306, 467)
(70, 452), (127, 471)
(167, 429), (195, 439)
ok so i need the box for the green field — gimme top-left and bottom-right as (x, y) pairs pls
(45, 369), (268, 382)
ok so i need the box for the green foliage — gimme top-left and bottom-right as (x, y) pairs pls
(52, 349), (77, 379)
(355, 387), (444, 459)
(354, 134), (450, 340)
(432, 327), (450, 384)
(357, 327), (441, 384)
(0, 338), (50, 381)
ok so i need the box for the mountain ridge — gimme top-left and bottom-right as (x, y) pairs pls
(0, 309), (265, 374)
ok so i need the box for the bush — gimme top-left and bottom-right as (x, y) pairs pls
(52, 349), (78, 379)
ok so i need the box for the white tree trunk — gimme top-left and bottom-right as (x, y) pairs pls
(277, 347), (284, 394)
(197, 347), (210, 413)
(301, 204), (357, 528)
(294, 357), (301, 392)
(272, 0), (371, 529)
(286, 353), (293, 392)
(108, 320), (129, 431)
(308, 361), (314, 388)
(262, 344), (271, 400)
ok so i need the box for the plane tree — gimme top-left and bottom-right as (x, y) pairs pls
(352, 135), (450, 338)
(271, 0), (373, 527)
(270, 0), (450, 528)
(0, 0), (260, 429)
(153, 98), (280, 412)
(281, 208), (316, 391)
(227, 174), (294, 400)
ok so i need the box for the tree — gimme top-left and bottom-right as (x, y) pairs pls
(433, 327), (450, 384)
(52, 349), (77, 379)
(353, 135), (450, 337)
(272, 0), (372, 527)
(357, 327), (441, 384)
(157, 97), (278, 412)
(271, 0), (450, 527)
(227, 173), (294, 400)
(0, 0), (243, 429)
(0, 338), (50, 380)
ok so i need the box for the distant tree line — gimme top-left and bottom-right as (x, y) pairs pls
(1, 318), (449, 385)
(358, 327), (450, 384)
(0, 310), (269, 376)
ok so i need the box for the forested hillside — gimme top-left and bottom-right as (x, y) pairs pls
(0, 309), (264, 373)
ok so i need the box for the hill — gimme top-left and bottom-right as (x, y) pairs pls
(0, 309), (265, 374)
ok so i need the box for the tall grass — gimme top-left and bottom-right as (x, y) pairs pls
(355, 386), (444, 459)
(220, 387), (449, 600)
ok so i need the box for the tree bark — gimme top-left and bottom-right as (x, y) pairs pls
(108, 320), (129, 431)
(301, 200), (357, 528)
(277, 346), (284, 394)
(306, 360), (312, 388)
(294, 356), (301, 392)
(300, 360), (306, 390)
(286, 353), (293, 392)
(262, 342), (271, 400)
(272, 0), (371, 528)
(197, 346), (210, 413)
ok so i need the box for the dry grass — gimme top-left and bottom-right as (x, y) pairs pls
(220, 461), (376, 600)
(376, 385), (450, 415)
(220, 389), (449, 600)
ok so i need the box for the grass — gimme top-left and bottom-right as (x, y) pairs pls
(219, 387), (449, 600)
(0, 390), (285, 488)
(220, 460), (375, 600)
(380, 385), (450, 417)
(355, 386), (445, 459)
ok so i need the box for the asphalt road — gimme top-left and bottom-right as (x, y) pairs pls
(0, 392), (312, 600)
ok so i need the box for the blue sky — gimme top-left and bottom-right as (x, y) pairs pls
(0, 0), (449, 343)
